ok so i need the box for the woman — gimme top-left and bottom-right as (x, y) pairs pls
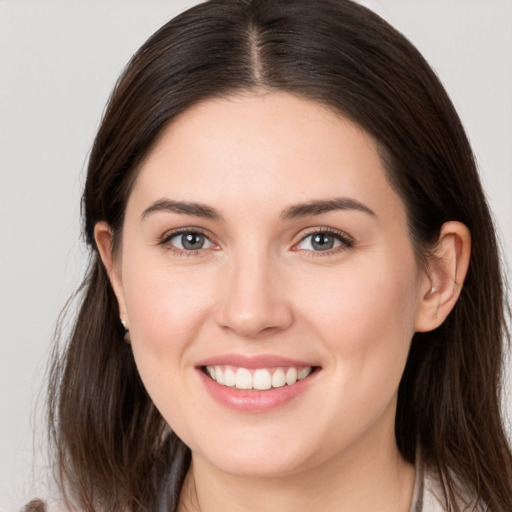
(32, 0), (511, 510)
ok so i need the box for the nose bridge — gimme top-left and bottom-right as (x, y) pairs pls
(217, 242), (293, 337)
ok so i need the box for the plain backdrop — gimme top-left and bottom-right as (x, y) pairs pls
(1, 1), (511, 509)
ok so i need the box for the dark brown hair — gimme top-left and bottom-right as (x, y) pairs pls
(48, 1), (512, 510)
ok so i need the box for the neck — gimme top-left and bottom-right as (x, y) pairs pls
(178, 419), (415, 512)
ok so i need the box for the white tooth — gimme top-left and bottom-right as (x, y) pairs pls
(271, 368), (286, 388)
(297, 367), (312, 380)
(223, 367), (236, 387)
(285, 367), (298, 385)
(215, 366), (224, 385)
(207, 366), (216, 380)
(235, 368), (253, 390)
(253, 369), (272, 390)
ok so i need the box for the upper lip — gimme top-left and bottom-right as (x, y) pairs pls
(196, 353), (318, 369)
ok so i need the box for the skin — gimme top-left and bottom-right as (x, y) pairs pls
(96, 91), (470, 512)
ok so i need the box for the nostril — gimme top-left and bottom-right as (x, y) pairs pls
(216, 302), (295, 338)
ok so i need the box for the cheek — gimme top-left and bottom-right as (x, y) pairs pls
(285, 253), (420, 451)
(294, 253), (420, 365)
(120, 253), (216, 363)
(120, 259), (217, 432)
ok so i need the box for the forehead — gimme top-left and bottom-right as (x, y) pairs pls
(129, 92), (405, 223)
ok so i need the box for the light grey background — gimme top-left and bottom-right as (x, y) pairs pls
(1, 1), (511, 509)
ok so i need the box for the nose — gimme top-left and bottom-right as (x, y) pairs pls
(215, 250), (294, 338)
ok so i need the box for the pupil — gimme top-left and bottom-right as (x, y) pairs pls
(312, 233), (334, 251)
(182, 233), (204, 250)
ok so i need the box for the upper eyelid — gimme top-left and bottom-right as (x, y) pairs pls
(160, 226), (214, 243)
(297, 226), (354, 243)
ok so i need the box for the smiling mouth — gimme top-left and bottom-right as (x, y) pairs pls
(202, 365), (318, 391)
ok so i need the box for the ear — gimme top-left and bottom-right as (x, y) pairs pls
(415, 221), (471, 333)
(94, 221), (129, 327)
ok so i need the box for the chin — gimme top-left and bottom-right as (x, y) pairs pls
(187, 425), (326, 479)
(205, 449), (313, 479)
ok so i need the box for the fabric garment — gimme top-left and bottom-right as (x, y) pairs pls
(410, 455), (483, 512)
(410, 457), (446, 512)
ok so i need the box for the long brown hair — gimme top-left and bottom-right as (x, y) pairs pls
(48, 1), (512, 510)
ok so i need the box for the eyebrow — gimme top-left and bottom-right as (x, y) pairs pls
(141, 197), (375, 222)
(141, 199), (224, 221)
(280, 198), (376, 220)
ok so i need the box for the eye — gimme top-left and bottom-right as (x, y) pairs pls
(163, 230), (216, 252)
(294, 229), (354, 253)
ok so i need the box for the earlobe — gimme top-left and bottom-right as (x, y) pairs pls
(415, 221), (471, 333)
(94, 221), (129, 323)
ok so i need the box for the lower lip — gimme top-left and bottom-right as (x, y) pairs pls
(197, 368), (319, 412)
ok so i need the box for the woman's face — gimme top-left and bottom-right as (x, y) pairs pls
(103, 92), (432, 477)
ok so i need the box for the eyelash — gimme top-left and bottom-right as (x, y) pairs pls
(158, 227), (355, 257)
(159, 227), (217, 256)
(293, 227), (355, 257)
